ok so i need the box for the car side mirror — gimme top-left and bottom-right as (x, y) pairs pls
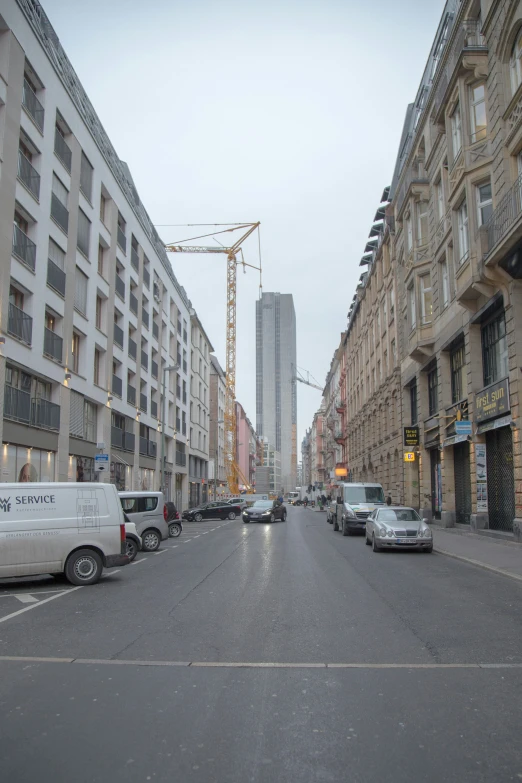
(422, 518), (429, 524)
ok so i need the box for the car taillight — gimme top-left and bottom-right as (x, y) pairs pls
(163, 504), (168, 521)
(176, 511), (180, 519)
(120, 523), (126, 554)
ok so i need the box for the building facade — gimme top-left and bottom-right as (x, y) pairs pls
(259, 438), (281, 496)
(235, 401), (257, 490)
(255, 291), (297, 492)
(188, 311), (212, 507)
(209, 354), (226, 497)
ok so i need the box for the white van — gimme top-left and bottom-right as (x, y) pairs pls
(333, 482), (386, 535)
(0, 483), (129, 585)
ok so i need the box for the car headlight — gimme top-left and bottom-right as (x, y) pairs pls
(421, 527), (432, 538)
(242, 511), (249, 516)
(379, 527), (388, 537)
(387, 529), (394, 538)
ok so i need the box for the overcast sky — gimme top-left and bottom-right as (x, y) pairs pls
(41, 0), (445, 447)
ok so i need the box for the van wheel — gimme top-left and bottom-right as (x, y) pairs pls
(142, 529), (161, 552)
(125, 537), (138, 562)
(65, 549), (102, 585)
(169, 522), (182, 538)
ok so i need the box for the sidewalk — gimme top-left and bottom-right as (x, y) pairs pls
(432, 526), (522, 582)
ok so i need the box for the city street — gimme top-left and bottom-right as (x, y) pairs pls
(0, 507), (521, 783)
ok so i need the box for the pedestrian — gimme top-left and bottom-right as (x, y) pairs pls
(277, 494), (283, 505)
(304, 495), (308, 507)
(386, 495), (392, 506)
(321, 494), (327, 506)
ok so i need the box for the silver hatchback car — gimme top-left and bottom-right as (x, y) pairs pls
(365, 506), (433, 553)
(119, 491), (169, 552)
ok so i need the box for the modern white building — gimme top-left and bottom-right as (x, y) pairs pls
(188, 310), (212, 506)
(0, 0), (214, 510)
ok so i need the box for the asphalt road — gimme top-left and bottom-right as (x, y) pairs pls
(1, 507), (521, 782)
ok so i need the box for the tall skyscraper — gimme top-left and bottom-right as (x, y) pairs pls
(256, 293), (297, 491)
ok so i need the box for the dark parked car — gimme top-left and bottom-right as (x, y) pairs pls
(182, 501), (242, 522)
(243, 500), (287, 523)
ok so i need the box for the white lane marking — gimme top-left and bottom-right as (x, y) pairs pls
(0, 587), (82, 624)
(130, 558), (147, 566)
(0, 589), (69, 599)
(152, 549), (168, 555)
(0, 657), (521, 670)
(14, 594), (38, 604)
(194, 535), (200, 538)
(183, 540), (192, 544)
(202, 531), (209, 534)
(170, 545), (178, 549)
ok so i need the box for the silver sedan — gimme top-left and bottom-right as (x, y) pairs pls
(365, 506), (433, 553)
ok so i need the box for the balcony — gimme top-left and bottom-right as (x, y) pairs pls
(395, 172), (429, 218)
(128, 336), (137, 360)
(43, 328), (63, 363)
(335, 401), (346, 414)
(31, 397), (60, 430)
(141, 350), (148, 371)
(131, 248), (139, 271)
(143, 267), (150, 288)
(46, 257), (66, 296)
(482, 173), (522, 264)
(8, 303), (32, 345)
(117, 226), (126, 253)
(151, 400), (158, 419)
(127, 384), (136, 406)
(18, 151), (40, 200)
(152, 321), (159, 340)
(142, 308), (149, 329)
(54, 128), (72, 171)
(433, 21), (487, 122)
(129, 291), (138, 315)
(111, 375), (123, 398)
(111, 426), (123, 449)
(113, 322), (124, 349)
(12, 224), (36, 271)
(334, 431), (344, 443)
(176, 451), (187, 467)
(407, 322), (435, 363)
(4, 386), (31, 424)
(151, 359), (158, 379)
(124, 431), (135, 452)
(51, 193), (69, 234)
(22, 79), (44, 132)
(115, 274), (125, 301)
(139, 437), (156, 457)
(139, 393), (148, 413)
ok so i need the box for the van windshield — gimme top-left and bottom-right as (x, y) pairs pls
(344, 486), (385, 504)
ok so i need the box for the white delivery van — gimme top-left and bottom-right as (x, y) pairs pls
(0, 483), (130, 585)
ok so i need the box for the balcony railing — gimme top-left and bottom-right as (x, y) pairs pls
(433, 20), (487, 120)
(115, 274), (125, 300)
(176, 417), (181, 431)
(140, 438), (157, 457)
(483, 172), (522, 257)
(51, 193), (69, 233)
(43, 328), (63, 362)
(124, 432), (135, 452)
(131, 248), (139, 271)
(32, 397), (60, 430)
(4, 386), (31, 424)
(18, 151), (40, 200)
(140, 393), (148, 413)
(128, 336), (137, 360)
(141, 350), (148, 370)
(142, 308), (149, 329)
(151, 359), (158, 379)
(22, 78), (44, 131)
(151, 400), (158, 419)
(127, 384), (136, 406)
(143, 267), (150, 288)
(113, 322), (124, 349)
(148, 440), (157, 458)
(152, 321), (159, 340)
(12, 224), (36, 271)
(111, 374), (123, 398)
(117, 226), (126, 253)
(54, 128), (72, 171)
(129, 291), (138, 315)
(8, 303), (32, 345)
(47, 258), (66, 296)
(182, 421), (187, 435)
(111, 426), (123, 449)
(175, 451), (187, 467)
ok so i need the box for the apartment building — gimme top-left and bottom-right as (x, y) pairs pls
(0, 1), (201, 509)
(209, 354), (226, 496)
(188, 310), (212, 506)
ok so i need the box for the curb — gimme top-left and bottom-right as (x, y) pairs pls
(434, 547), (522, 584)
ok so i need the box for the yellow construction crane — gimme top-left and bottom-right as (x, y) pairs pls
(165, 223), (261, 495)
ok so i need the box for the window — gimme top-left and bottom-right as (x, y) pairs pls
(457, 199), (469, 263)
(48, 237), (65, 270)
(389, 285), (395, 319)
(74, 267), (88, 315)
(391, 339), (396, 367)
(470, 83), (487, 143)
(420, 275), (433, 324)
(436, 177), (445, 221)
(408, 283), (416, 330)
(440, 258), (450, 308)
(450, 343), (465, 404)
(95, 295), (103, 330)
(100, 192), (107, 223)
(80, 152), (93, 201)
(482, 310), (508, 386)
(77, 208), (91, 257)
(428, 366), (438, 416)
(477, 182), (493, 226)
(52, 173), (68, 207)
(510, 30), (522, 95)
(51, 173), (69, 232)
(416, 201), (428, 245)
(430, 18), (449, 80)
(71, 332), (80, 374)
(405, 214), (413, 252)
(94, 348), (101, 385)
(451, 103), (462, 158)
(410, 382), (418, 424)
(85, 400), (97, 442)
(97, 243), (105, 277)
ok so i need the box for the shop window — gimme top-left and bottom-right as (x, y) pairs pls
(481, 310), (508, 386)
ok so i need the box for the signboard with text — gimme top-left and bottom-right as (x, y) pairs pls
(94, 453), (109, 473)
(404, 426), (419, 447)
(475, 379), (510, 423)
(404, 452), (416, 462)
(455, 420), (472, 436)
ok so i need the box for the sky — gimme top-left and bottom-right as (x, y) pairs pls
(40, 0), (445, 447)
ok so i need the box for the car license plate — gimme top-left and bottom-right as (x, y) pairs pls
(396, 538), (416, 544)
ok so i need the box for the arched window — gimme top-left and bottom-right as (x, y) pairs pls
(510, 29), (522, 94)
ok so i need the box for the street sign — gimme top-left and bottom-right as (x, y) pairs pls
(94, 453), (109, 473)
(455, 420), (472, 436)
(404, 452), (416, 462)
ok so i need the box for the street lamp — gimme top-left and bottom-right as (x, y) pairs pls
(160, 363), (179, 498)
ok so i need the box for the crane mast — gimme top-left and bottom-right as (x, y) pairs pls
(166, 223), (261, 496)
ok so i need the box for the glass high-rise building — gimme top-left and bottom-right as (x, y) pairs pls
(255, 292), (297, 492)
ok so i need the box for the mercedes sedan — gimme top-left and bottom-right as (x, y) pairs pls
(365, 507), (433, 553)
(243, 500), (287, 523)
